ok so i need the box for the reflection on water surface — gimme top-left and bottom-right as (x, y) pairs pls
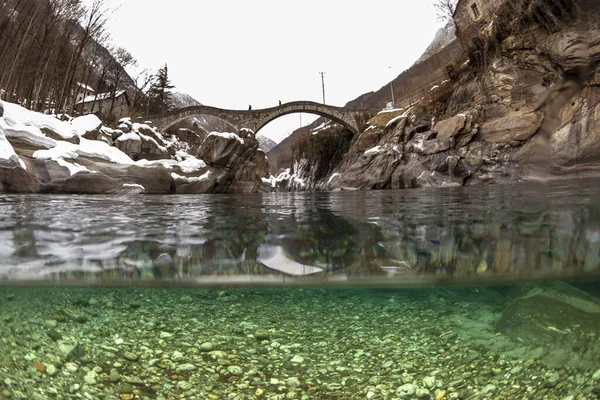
(1, 178), (600, 285)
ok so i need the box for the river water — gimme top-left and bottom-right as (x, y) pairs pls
(1, 180), (600, 399)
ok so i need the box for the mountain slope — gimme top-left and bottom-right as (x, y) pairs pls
(256, 135), (277, 152)
(170, 92), (202, 109)
(413, 21), (456, 66)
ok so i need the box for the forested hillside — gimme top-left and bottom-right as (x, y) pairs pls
(0, 0), (143, 120)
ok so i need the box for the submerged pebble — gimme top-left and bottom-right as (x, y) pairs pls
(0, 286), (597, 399)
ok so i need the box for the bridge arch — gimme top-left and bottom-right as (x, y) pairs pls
(150, 101), (376, 135)
(252, 106), (358, 135)
(163, 114), (239, 134)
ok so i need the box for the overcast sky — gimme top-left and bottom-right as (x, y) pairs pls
(95, 0), (445, 142)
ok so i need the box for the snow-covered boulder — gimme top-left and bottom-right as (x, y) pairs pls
(135, 123), (171, 160)
(117, 117), (133, 133)
(198, 132), (245, 166)
(115, 132), (142, 159)
(70, 114), (102, 139)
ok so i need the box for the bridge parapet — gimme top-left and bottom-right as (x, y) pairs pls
(148, 101), (378, 135)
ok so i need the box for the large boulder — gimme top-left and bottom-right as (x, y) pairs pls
(114, 133), (142, 160)
(540, 29), (600, 79)
(497, 284), (600, 369)
(198, 132), (245, 166)
(229, 149), (269, 193)
(135, 124), (172, 160)
(333, 146), (399, 190)
(433, 114), (466, 139)
(478, 110), (543, 143)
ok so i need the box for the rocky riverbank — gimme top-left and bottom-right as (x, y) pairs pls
(0, 101), (269, 194)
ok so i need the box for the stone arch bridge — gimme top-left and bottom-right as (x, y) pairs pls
(149, 101), (378, 135)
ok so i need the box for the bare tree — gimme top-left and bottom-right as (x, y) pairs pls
(58, 0), (109, 113)
(107, 47), (136, 118)
(434, 0), (458, 25)
(130, 68), (152, 114)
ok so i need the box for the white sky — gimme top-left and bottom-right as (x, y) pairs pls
(94, 0), (444, 142)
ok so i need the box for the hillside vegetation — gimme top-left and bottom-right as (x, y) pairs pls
(0, 0), (143, 116)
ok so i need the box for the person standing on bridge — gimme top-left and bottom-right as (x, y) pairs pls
(279, 100), (281, 106)
(248, 105), (252, 110)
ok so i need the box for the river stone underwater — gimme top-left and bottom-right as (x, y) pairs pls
(1, 179), (600, 399)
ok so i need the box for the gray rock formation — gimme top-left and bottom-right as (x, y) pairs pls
(273, 24), (600, 192)
(0, 107), (269, 194)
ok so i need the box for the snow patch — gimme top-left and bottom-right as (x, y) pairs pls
(171, 170), (211, 182)
(364, 146), (381, 155)
(207, 131), (244, 144)
(174, 151), (206, 173)
(116, 132), (140, 142)
(69, 114), (102, 136)
(377, 108), (405, 115)
(123, 183), (145, 190)
(327, 173), (340, 185)
(33, 137), (134, 165)
(55, 158), (94, 176)
(386, 115), (405, 128)
(1, 100), (76, 140)
(0, 129), (26, 170)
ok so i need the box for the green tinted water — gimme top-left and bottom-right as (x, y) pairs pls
(1, 180), (600, 398)
(0, 284), (599, 399)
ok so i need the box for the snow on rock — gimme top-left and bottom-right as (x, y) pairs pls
(134, 158), (178, 169)
(33, 137), (134, 165)
(364, 146), (382, 155)
(1, 100), (76, 140)
(171, 170), (211, 182)
(0, 128), (26, 169)
(55, 158), (94, 176)
(262, 176), (276, 187)
(327, 172), (341, 185)
(116, 132), (141, 142)
(123, 183), (145, 190)
(386, 115), (405, 128)
(207, 131), (244, 144)
(174, 150), (206, 173)
(377, 108), (405, 115)
(0, 113), (57, 149)
(69, 114), (102, 136)
(269, 168), (306, 188)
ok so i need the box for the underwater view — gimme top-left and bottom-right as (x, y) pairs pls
(1, 179), (600, 399)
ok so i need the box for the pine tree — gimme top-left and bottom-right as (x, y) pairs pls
(147, 64), (174, 114)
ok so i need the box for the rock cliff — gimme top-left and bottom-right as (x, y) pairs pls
(271, 5), (600, 191)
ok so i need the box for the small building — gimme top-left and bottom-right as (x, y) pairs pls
(453, 0), (506, 47)
(75, 82), (95, 104)
(74, 90), (130, 121)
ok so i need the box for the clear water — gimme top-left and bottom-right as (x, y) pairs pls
(1, 179), (600, 399)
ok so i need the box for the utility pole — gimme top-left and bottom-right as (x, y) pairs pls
(319, 72), (326, 104)
(389, 67), (395, 107)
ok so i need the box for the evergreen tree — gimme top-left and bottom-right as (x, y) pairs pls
(147, 64), (174, 114)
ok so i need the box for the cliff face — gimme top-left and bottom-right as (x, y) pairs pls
(272, 3), (600, 192)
